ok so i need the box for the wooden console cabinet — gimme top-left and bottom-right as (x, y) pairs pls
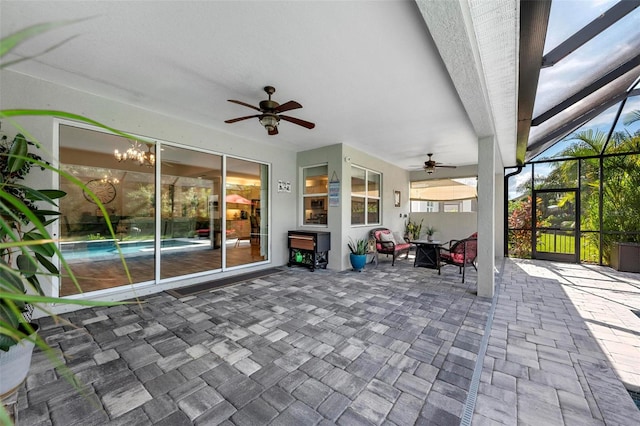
(287, 230), (331, 271)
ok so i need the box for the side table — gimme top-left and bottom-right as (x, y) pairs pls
(412, 240), (441, 269)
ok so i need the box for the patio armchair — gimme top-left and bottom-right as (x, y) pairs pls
(438, 232), (477, 283)
(369, 227), (411, 266)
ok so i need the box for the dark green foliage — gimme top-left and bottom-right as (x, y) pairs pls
(0, 133), (66, 350)
(348, 237), (368, 255)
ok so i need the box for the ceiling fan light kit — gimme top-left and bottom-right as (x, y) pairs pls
(422, 153), (456, 174)
(259, 114), (279, 134)
(225, 86), (315, 135)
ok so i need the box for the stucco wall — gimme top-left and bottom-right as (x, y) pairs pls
(297, 144), (410, 270)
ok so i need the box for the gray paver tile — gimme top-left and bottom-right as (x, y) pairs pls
(193, 401), (236, 426)
(217, 376), (264, 408)
(154, 410), (192, 426)
(337, 407), (377, 426)
(317, 391), (351, 421)
(321, 368), (368, 399)
(394, 372), (432, 400)
(292, 378), (333, 408)
(517, 399), (563, 425)
(271, 400), (323, 425)
(387, 392), (423, 426)
(16, 259), (640, 426)
(144, 369), (187, 397)
(351, 389), (394, 425)
(231, 398), (278, 425)
(102, 380), (153, 418)
(105, 407), (150, 426)
(49, 392), (108, 426)
(261, 385), (295, 412)
(142, 394), (179, 423)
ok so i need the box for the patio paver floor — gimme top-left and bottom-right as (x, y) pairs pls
(12, 257), (640, 425)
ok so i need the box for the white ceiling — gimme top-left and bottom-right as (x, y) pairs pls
(1, 1), (518, 171)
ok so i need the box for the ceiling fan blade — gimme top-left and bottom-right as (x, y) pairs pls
(227, 99), (261, 112)
(225, 114), (260, 123)
(437, 165), (457, 168)
(274, 100), (302, 113)
(268, 126), (279, 136)
(280, 115), (315, 129)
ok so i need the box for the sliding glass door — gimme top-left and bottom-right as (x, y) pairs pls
(225, 157), (269, 268)
(160, 145), (223, 279)
(58, 124), (270, 296)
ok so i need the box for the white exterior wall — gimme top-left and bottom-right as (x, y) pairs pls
(1, 70), (299, 310)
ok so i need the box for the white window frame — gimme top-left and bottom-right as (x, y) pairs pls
(351, 165), (381, 226)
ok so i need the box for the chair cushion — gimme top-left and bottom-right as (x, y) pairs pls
(393, 232), (405, 245)
(441, 251), (472, 264)
(373, 229), (410, 253)
(379, 232), (395, 243)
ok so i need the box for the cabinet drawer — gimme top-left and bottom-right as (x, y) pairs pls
(289, 235), (315, 250)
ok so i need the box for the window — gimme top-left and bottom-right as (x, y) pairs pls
(410, 177), (477, 213)
(411, 201), (439, 212)
(351, 166), (381, 225)
(303, 165), (328, 225)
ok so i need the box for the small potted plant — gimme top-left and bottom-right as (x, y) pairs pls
(425, 226), (436, 241)
(347, 237), (368, 272)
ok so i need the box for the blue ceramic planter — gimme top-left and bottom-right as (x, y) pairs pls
(350, 253), (367, 272)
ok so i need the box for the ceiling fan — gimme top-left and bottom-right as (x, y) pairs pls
(421, 153), (457, 174)
(224, 86), (315, 135)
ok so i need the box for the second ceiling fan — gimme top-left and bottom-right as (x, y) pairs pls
(225, 86), (315, 135)
(422, 153), (457, 174)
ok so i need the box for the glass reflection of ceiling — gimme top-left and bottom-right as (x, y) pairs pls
(528, 1), (640, 161)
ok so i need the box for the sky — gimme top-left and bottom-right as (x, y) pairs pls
(527, 0), (640, 164)
(534, 0), (639, 117)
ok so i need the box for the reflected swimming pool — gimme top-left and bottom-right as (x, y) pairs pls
(60, 238), (210, 261)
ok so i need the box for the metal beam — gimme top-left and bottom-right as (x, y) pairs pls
(517, 0), (552, 166)
(542, 1), (639, 68)
(527, 91), (628, 154)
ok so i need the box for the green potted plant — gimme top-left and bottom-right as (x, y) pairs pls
(348, 237), (368, 271)
(0, 131), (68, 399)
(425, 225), (436, 241)
(405, 217), (424, 240)
(0, 22), (132, 423)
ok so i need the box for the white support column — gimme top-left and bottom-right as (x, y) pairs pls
(477, 136), (495, 297)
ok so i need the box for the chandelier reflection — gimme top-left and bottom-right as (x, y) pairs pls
(101, 173), (119, 184)
(114, 140), (155, 167)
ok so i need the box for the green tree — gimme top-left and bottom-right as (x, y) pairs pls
(546, 116), (640, 262)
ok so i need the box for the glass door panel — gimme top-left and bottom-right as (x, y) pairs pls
(533, 189), (579, 262)
(59, 125), (156, 295)
(225, 158), (269, 268)
(160, 145), (222, 279)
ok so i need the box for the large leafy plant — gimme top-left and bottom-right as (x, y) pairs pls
(0, 20), (138, 424)
(0, 132), (66, 350)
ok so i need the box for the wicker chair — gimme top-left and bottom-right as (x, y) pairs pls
(438, 232), (477, 282)
(369, 227), (411, 266)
